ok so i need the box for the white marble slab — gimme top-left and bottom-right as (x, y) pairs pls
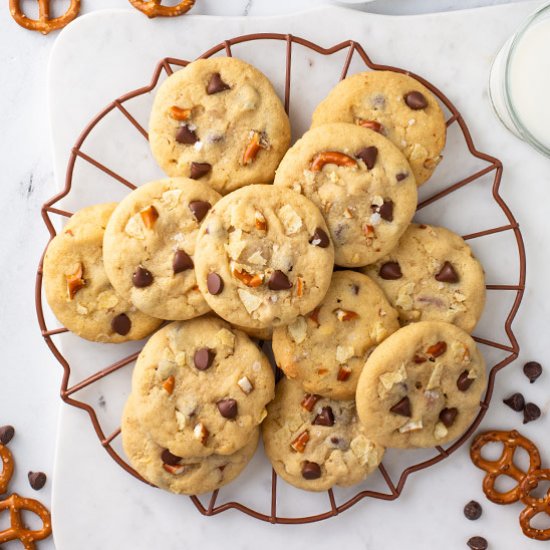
(42, 1), (550, 548)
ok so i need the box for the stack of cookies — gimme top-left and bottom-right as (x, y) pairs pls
(43, 56), (488, 495)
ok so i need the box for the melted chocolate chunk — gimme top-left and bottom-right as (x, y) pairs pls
(312, 406), (335, 427)
(217, 399), (238, 419)
(188, 200), (212, 222)
(194, 348), (215, 371)
(111, 313), (131, 336)
(379, 261), (402, 280)
(132, 266), (153, 288)
(309, 227), (330, 248)
(356, 146), (378, 170)
(173, 250), (194, 273)
(176, 124), (198, 145)
(207, 272), (224, 295)
(439, 407), (458, 427)
(207, 72), (231, 94)
(301, 461), (322, 480)
(435, 261), (459, 283)
(190, 162), (212, 180)
(268, 270), (292, 291)
(457, 370), (474, 392)
(161, 449), (182, 466)
(404, 91), (428, 110)
(378, 200), (394, 222)
(390, 396), (411, 417)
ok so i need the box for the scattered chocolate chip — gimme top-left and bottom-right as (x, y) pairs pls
(132, 266), (153, 288)
(217, 399), (238, 419)
(464, 500), (483, 520)
(404, 91), (428, 110)
(390, 396), (411, 417)
(161, 449), (182, 466)
(194, 348), (215, 371)
(435, 261), (459, 283)
(207, 272), (224, 295)
(396, 172), (409, 182)
(309, 227), (330, 248)
(173, 250), (194, 273)
(176, 124), (198, 145)
(207, 72), (230, 94)
(0, 425), (14, 445)
(313, 406), (335, 427)
(379, 261), (402, 280)
(268, 270), (292, 291)
(356, 146), (378, 169)
(439, 407), (458, 427)
(378, 200), (394, 222)
(351, 284), (360, 295)
(467, 536), (488, 550)
(301, 461), (322, 480)
(111, 313), (131, 336)
(523, 361), (542, 383)
(190, 162), (212, 180)
(188, 200), (212, 222)
(28, 471), (47, 491)
(503, 392), (525, 412)
(457, 370), (474, 392)
(523, 402), (541, 424)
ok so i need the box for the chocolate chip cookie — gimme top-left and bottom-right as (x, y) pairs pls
(262, 377), (384, 491)
(362, 224), (486, 333)
(43, 203), (161, 342)
(356, 321), (486, 448)
(272, 271), (399, 400)
(149, 57), (291, 194)
(131, 317), (275, 458)
(273, 123), (417, 267)
(311, 71), (446, 185)
(103, 177), (221, 321)
(122, 395), (259, 495)
(194, 184), (335, 329)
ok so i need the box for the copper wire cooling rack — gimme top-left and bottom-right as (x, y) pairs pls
(35, 33), (526, 524)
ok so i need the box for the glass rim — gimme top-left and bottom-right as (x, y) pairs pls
(504, 1), (550, 157)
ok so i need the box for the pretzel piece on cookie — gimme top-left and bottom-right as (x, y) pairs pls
(9, 0), (81, 35)
(128, 0), (195, 18)
(470, 430), (542, 505)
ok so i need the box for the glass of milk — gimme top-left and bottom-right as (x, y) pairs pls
(489, 2), (550, 157)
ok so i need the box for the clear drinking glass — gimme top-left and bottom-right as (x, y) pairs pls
(489, 2), (550, 157)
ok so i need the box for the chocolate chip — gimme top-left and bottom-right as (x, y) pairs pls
(313, 406), (335, 427)
(356, 146), (378, 169)
(404, 91), (428, 110)
(217, 399), (238, 419)
(351, 284), (360, 295)
(161, 449), (182, 466)
(309, 227), (330, 248)
(268, 270), (292, 291)
(396, 172), (409, 182)
(457, 370), (474, 392)
(176, 124), (198, 145)
(132, 266), (153, 288)
(301, 461), (321, 480)
(194, 348), (215, 371)
(523, 402), (541, 424)
(28, 471), (47, 491)
(390, 396), (411, 417)
(464, 500), (483, 521)
(378, 200), (394, 222)
(523, 361), (542, 383)
(207, 272), (224, 295)
(190, 162), (212, 179)
(111, 313), (131, 336)
(439, 407), (458, 427)
(435, 261), (459, 283)
(173, 250), (194, 273)
(188, 200), (212, 222)
(0, 425), (14, 445)
(207, 72), (230, 94)
(379, 261), (402, 280)
(467, 536), (488, 550)
(503, 392), (525, 412)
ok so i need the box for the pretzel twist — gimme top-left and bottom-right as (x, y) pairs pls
(0, 493), (52, 549)
(470, 430), (542, 505)
(519, 469), (550, 541)
(9, 0), (81, 35)
(128, 0), (195, 18)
